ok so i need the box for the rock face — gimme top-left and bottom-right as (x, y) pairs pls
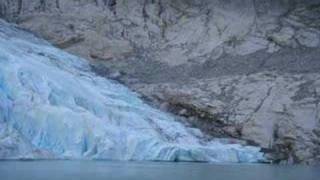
(1, 0), (320, 164)
(0, 20), (265, 162)
(133, 73), (320, 164)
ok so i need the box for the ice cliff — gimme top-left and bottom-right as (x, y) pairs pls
(0, 20), (264, 162)
(1, 0), (320, 164)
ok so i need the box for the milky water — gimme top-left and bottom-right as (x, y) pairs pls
(0, 161), (319, 180)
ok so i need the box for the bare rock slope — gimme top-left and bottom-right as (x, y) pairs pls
(1, 0), (320, 164)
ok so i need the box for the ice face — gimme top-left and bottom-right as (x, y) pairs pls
(0, 20), (264, 162)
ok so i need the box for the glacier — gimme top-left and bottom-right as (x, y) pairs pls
(0, 20), (264, 162)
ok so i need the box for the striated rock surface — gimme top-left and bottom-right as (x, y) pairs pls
(132, 73), (320, 164)
(1, 0), (320, 164)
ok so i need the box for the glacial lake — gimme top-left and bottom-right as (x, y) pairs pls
(0, 161), (319, 180)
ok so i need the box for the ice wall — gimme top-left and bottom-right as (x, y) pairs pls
(0, 20), (264, 162)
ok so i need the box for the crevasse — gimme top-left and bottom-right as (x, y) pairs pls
(0, 20), (264, 162)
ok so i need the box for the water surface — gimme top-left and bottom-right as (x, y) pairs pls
(0, 161), (319, 180)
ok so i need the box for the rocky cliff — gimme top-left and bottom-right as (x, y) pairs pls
(1, 0), (320, 164)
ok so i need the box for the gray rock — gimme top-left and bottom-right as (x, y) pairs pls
(132, 73), (320, 164)
(295, 29), (320, 48)
(268, 27), (296, 47)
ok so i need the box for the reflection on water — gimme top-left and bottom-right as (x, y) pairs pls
(0, 161), (319, 180)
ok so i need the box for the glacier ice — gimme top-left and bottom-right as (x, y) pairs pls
(0, 20), (265, 162)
